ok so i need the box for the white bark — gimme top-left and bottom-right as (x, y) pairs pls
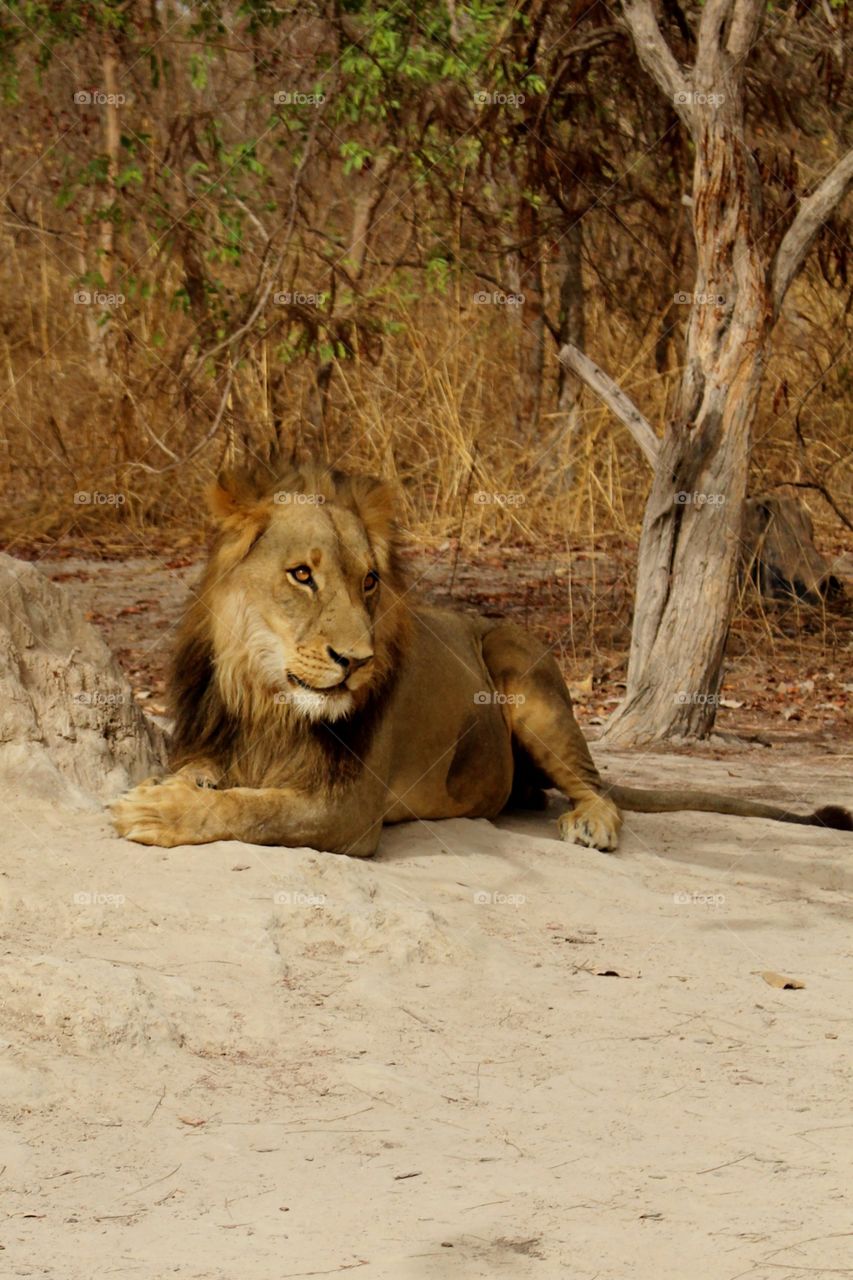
(558, 343), (659, 468)
(621, 0), (693, 130)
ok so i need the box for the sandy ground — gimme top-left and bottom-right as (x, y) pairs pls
(2, 741), (853, 1279)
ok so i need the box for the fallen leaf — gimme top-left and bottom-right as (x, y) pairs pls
(718, 698), (744, 709)
(761, 971), (805, 990)
(568, 673), (594, 700)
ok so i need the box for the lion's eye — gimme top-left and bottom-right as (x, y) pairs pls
(288, 565), (315, 587)
(364, 571), (379, 594)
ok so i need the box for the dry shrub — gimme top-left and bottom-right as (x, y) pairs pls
(0, 228), (848, 675)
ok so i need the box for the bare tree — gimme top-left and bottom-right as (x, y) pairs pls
(597, 0), (853, 745)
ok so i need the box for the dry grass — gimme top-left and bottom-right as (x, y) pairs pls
(0, 231), (849, 675)
(0, 259), (655, 546)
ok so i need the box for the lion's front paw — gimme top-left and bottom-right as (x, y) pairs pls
(112, 775), (217, 847)
(176, 760), (222, 790)
(558, 796), (622, 852)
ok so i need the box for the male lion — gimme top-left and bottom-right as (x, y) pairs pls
(113, 462), (851, 854)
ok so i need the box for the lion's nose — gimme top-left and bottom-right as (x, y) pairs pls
(327, 645), (374, 672)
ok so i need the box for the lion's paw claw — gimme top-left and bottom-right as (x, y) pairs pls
(558, 800), (622, 852)
(112, 775), (206, 847)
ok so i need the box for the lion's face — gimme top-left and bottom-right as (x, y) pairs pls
(206, 487), (398, 724)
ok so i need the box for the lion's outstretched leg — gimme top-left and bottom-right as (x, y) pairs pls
(481, 624), (622, 851)
(112, 773), (384, 856)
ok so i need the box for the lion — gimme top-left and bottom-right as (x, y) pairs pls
(112, 461), (852, 855)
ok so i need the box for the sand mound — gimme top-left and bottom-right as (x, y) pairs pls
(0, 553), (165, 806)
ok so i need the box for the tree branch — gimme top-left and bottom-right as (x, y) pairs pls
(770, 147), (853, 319)
(725, 0), (763, 66)
(621, 0), (693, 130)
(558, 344), (659, 468)
(694, 0), (734, 85)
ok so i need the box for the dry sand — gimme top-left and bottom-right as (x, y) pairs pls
(2, 745), (852, 1279)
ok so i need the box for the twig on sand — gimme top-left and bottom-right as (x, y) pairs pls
(281, 1262), (369, 1277)
(119, 1164), (181, 1201)
(143, 1086), (166, 1126)
(695, 1152), (756, 1175)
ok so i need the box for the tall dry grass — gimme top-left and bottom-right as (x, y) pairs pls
(0, 248), (660, 549)
(0, 223), (849, 673)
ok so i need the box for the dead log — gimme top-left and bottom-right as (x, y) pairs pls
(741, 494), (845, 606)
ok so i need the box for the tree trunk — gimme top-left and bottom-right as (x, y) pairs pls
(528, 222), (586, 483)
(604, 89), (767, 744)
(556, 220), (585, 441)
(100, 40), (121, 286)
(606, 0), (853, 746)
(346, 153), (392, 281)
(515, 193), (545, 438)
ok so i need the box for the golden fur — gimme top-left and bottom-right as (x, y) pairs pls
(112, 462), (852, 855)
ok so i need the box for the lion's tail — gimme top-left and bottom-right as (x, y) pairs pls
(604, 784), (853, 831)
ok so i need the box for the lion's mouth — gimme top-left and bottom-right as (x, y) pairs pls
(287, 672), (348, 695)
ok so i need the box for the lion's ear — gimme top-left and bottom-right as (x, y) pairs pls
(206, 471), (273, 570)
(208, 481), (242, 521)
(350, 477), (399, 546)
(207, 463), (277, 521)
